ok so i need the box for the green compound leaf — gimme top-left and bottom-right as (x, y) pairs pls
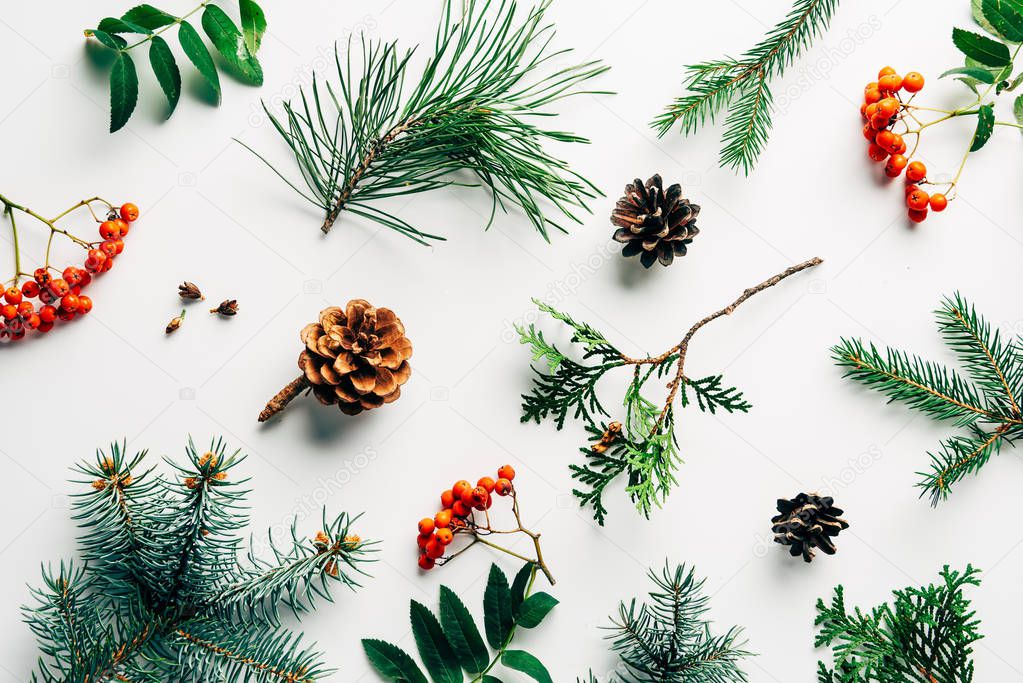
(109, 51), (139, 132)
(439, 586), (489, 674)
(410, 600), (461, 683)
(149, 35), (181, 114)
(501, 650), (553, 683)
(981, 0), (1023, 42)
(239, 0), (267, 53)
(201, 4), (263, 85)
(122, 4), (177, 29)
(98, 17), (152, 34)
(953, 27), (1012, 66)
(362, 639), (429, 683)
(971, 103), (996, 151)
(179, 19), (221, 101)
(515, 592), (558, 629)
(939, 65), (998, 83)
(483, 564), (514, 650)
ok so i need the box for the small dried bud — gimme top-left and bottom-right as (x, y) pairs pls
(324, 560), (339, 577)
(314, 531), (330, 546)
(210, 299), (238, 317)
(92, 480), (107, 490)
(178, 281), (204, 300)
(591, 421), (623, 455)
(184, 477), (199, 489)
(201, 528), (210, 537)
(166, 309), (186, 334)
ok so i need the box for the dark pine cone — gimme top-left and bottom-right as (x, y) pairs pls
(611, 174), (700, 268)
(771, 492), (849, 563)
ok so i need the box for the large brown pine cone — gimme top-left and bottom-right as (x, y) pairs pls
(611, 174), (700, 268)
(771, 492), (849, 563)
(298, 300), (412, 415)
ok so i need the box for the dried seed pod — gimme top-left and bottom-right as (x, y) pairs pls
(165, 310), (185, 334)
(178, 281), (204, 300)
(210, 299), (238, 316)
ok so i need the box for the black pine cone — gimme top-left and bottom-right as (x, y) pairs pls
(771, 492), (849, 563)
(611, 174), (700, 268)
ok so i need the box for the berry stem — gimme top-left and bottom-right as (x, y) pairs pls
(258, 375), (310, 422)
(5, 206), (21, 286)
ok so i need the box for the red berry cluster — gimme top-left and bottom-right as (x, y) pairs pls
(860, 67), (948, 223)
(417, 464), (516, 571)
(1, 203), (139, 341)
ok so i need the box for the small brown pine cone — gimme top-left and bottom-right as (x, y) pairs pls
(611, 174), (700, 268)
(771, 492), (849, 563)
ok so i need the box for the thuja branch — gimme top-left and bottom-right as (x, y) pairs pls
(244, 0), (609, 245)
(518, 257), (822, 523)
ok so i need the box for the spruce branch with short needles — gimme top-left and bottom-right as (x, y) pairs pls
(833, 293), (1023, 505)
(517, 257), (822, 524)
(815, 565), (983, 682)
(22, 437), (374, 682)
(581, 563), (751, 683)
(242, 0), (609, 244)
(652, 0), (839, 175)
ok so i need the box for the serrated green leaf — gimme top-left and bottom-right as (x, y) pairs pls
(516, 592), (558, 629)
(201, 5), (263, 85)
(98, 17), (152, 34)
(940, 65), (997, 83)
(439, 586), (489, 674)
(956, 76), (984, 93)
(953, 27), (1012, 66)
(483, 564), (514, 650)
(501, 650), (553, 683)
(971, 103), (996, 151)
(362, 639), (429, 683)
(510, 563), (533, 618)
(89, 29), (126, 50)
(122, 4), (176, 29)
(148, 35), (180, 114)
(109, 51), (138, 133)
(410, 601), (461, 683)
(178, 20), (221, 101)
(982, 0), (1023, 42)
(239, 0), (267, 53)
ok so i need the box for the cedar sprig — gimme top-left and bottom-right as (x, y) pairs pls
(652, 0), (839, 174)
(242, 0), (609, 244)
(833, 293), (1023, 505)
(815, 565), (982, 682)
(23, 437), (374, 682)
(581, 563), (750, 682)
(518, 257), (821, 524)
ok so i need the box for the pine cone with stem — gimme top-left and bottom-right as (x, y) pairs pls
(259, 300), (412, 422)
(611, 174), (700, 268)
(771, 492), (849, 563)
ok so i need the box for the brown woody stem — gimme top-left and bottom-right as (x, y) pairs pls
(258, 375), (310, 422)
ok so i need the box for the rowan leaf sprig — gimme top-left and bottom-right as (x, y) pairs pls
(652, 0), (839, 175)
(815, 565), (983, 682)
(85, 1), (267, 132)
(833, 293), (1023, 504)
(363, 562), (557, 683)
(243, 0), (609, 244)
(517, 257), (822, 524)
(22, 437), (374, 682)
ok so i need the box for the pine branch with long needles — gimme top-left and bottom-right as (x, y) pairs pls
(832, 293), (1023, 505)
(517, 256), (822, 523)
(815, 565), (983, 682)
(22, 437), (375, 682)
(581, 562), (750, 682)
(652, 0), (839, 174)
(242, 0), (609, 244)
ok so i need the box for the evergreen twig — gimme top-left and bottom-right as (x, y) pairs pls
(652, 0), (839, 174)
(518, 257), (822, 523)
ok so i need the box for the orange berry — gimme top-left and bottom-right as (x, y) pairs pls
(907, 189), (930, 211)
(119, 203), (140, 222)
(908, 208), (928, 223)
(878, 66), (896, 79)
(418, 554), (436, 570)
(864, 102), (879, 119)
(892, 137), (907, 155)
(452, 480), (472, 500)
(497, 465), (515, 481)
(864, 88), (882, 104)
(452, 500), (471, 518)
(906, 161), (926, 182)
(494, 478), (513, 496)
(875, 130), (896, 150)
(418, 518), (435, 535)
(860, 102), (868, 118)
(434, 509), (452, 528)
(440, 489), (455, 508)
(470, 486), (489, 509)
(904, 183), (920, 196)
(929, 193), (948, 211)
(425, 539), (444, 559)
(862, 124), (877, 142)
(417, 534), (432, 549)
(885, 154), (908, 177)
(877, 98), (899, 117)
(865, 80), (879, 92)
(878, 74), (903, 92)
(867, 143), (888, 162)
(903, 72), (925, 93)
(436, 528), (454, 545)
(477, 476), (495, 493)
(870, 113), (890, 130)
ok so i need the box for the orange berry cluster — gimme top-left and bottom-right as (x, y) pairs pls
(1, 203), (140, 341)
(416, 464), (516, 570)
(860, 67), (947, 223)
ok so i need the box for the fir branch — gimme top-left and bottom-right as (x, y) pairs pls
(815, 565), (983, 682)
(833, 293), (1023, 503)
(519, 257), (821, 523)
(246, 0), (609, 243)
(652, 0), (839, 174)
(23, 437), (373, 682)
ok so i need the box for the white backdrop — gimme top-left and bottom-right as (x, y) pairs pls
(2, 0), (1023, 680)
